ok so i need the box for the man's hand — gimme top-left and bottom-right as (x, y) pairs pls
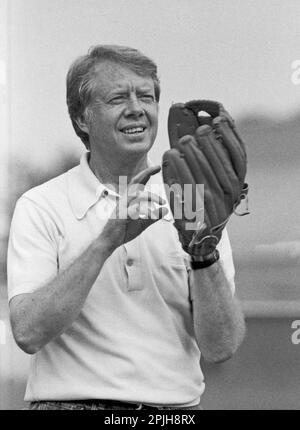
(101, 165), (168, 252)
(162, 100), (249, 261)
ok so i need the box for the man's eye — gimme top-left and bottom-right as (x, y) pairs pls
(140, 95), (154, 101)
(110, 96), (125, 103)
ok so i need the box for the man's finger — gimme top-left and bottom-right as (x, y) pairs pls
(127, 202), (140, 220)
(143, 205), (169, 222)
(128, 190), (166, 206)
(131, 165), (161, 186)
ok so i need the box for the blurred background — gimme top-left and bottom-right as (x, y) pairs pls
(1, 0), (300, 409)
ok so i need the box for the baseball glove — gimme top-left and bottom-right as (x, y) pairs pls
(162, 99), (249, 260)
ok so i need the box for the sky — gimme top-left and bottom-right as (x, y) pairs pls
(6, 0), (300, 165)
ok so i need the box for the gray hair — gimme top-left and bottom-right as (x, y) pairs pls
(66, 44), (161, 149)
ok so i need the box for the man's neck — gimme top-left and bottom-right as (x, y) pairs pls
(88, 150), (149, 194)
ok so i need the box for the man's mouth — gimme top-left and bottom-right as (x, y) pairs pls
(120, 126), (146, 135)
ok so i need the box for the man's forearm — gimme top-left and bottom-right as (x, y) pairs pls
(190, 261), (245, 363)
(10, 236), (114, 354)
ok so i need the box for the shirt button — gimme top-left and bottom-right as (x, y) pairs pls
(127, 259), (134, 266)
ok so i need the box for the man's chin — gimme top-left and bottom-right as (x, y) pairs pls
(119, 137), (155, 154)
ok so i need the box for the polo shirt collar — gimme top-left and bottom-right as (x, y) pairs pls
(68, 152), (118, 220)
(68, 152), (173, 222)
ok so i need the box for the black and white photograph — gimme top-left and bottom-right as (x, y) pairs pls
(0, 0), (300, 412)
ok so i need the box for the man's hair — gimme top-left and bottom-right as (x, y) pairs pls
(66, 44), (161, 149)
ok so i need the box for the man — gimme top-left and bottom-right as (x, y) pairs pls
(7, 45), (245, 410)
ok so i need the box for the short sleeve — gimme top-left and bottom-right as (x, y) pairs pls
(216, 228), (236, 295)
(7, 196), (60, 301)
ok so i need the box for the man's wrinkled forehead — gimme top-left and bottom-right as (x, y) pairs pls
(91, 60), (155, 98)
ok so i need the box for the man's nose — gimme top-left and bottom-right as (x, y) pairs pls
(125, 95), (144, 117)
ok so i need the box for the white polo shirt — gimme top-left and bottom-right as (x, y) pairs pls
(7, 152), (235, 406)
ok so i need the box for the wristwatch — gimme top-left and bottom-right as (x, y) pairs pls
(190, 249), (220, 270)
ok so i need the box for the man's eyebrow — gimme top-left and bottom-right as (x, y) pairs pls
(136, 86), (154, 93)
(108, 89), (128, 96)
(107, 86), (154, 97)
(105, 85), (129, 97)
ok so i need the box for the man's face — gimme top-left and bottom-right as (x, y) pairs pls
(83, 61), (159, 161)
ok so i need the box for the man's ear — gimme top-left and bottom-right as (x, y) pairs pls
(75, 114), (90, 134)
